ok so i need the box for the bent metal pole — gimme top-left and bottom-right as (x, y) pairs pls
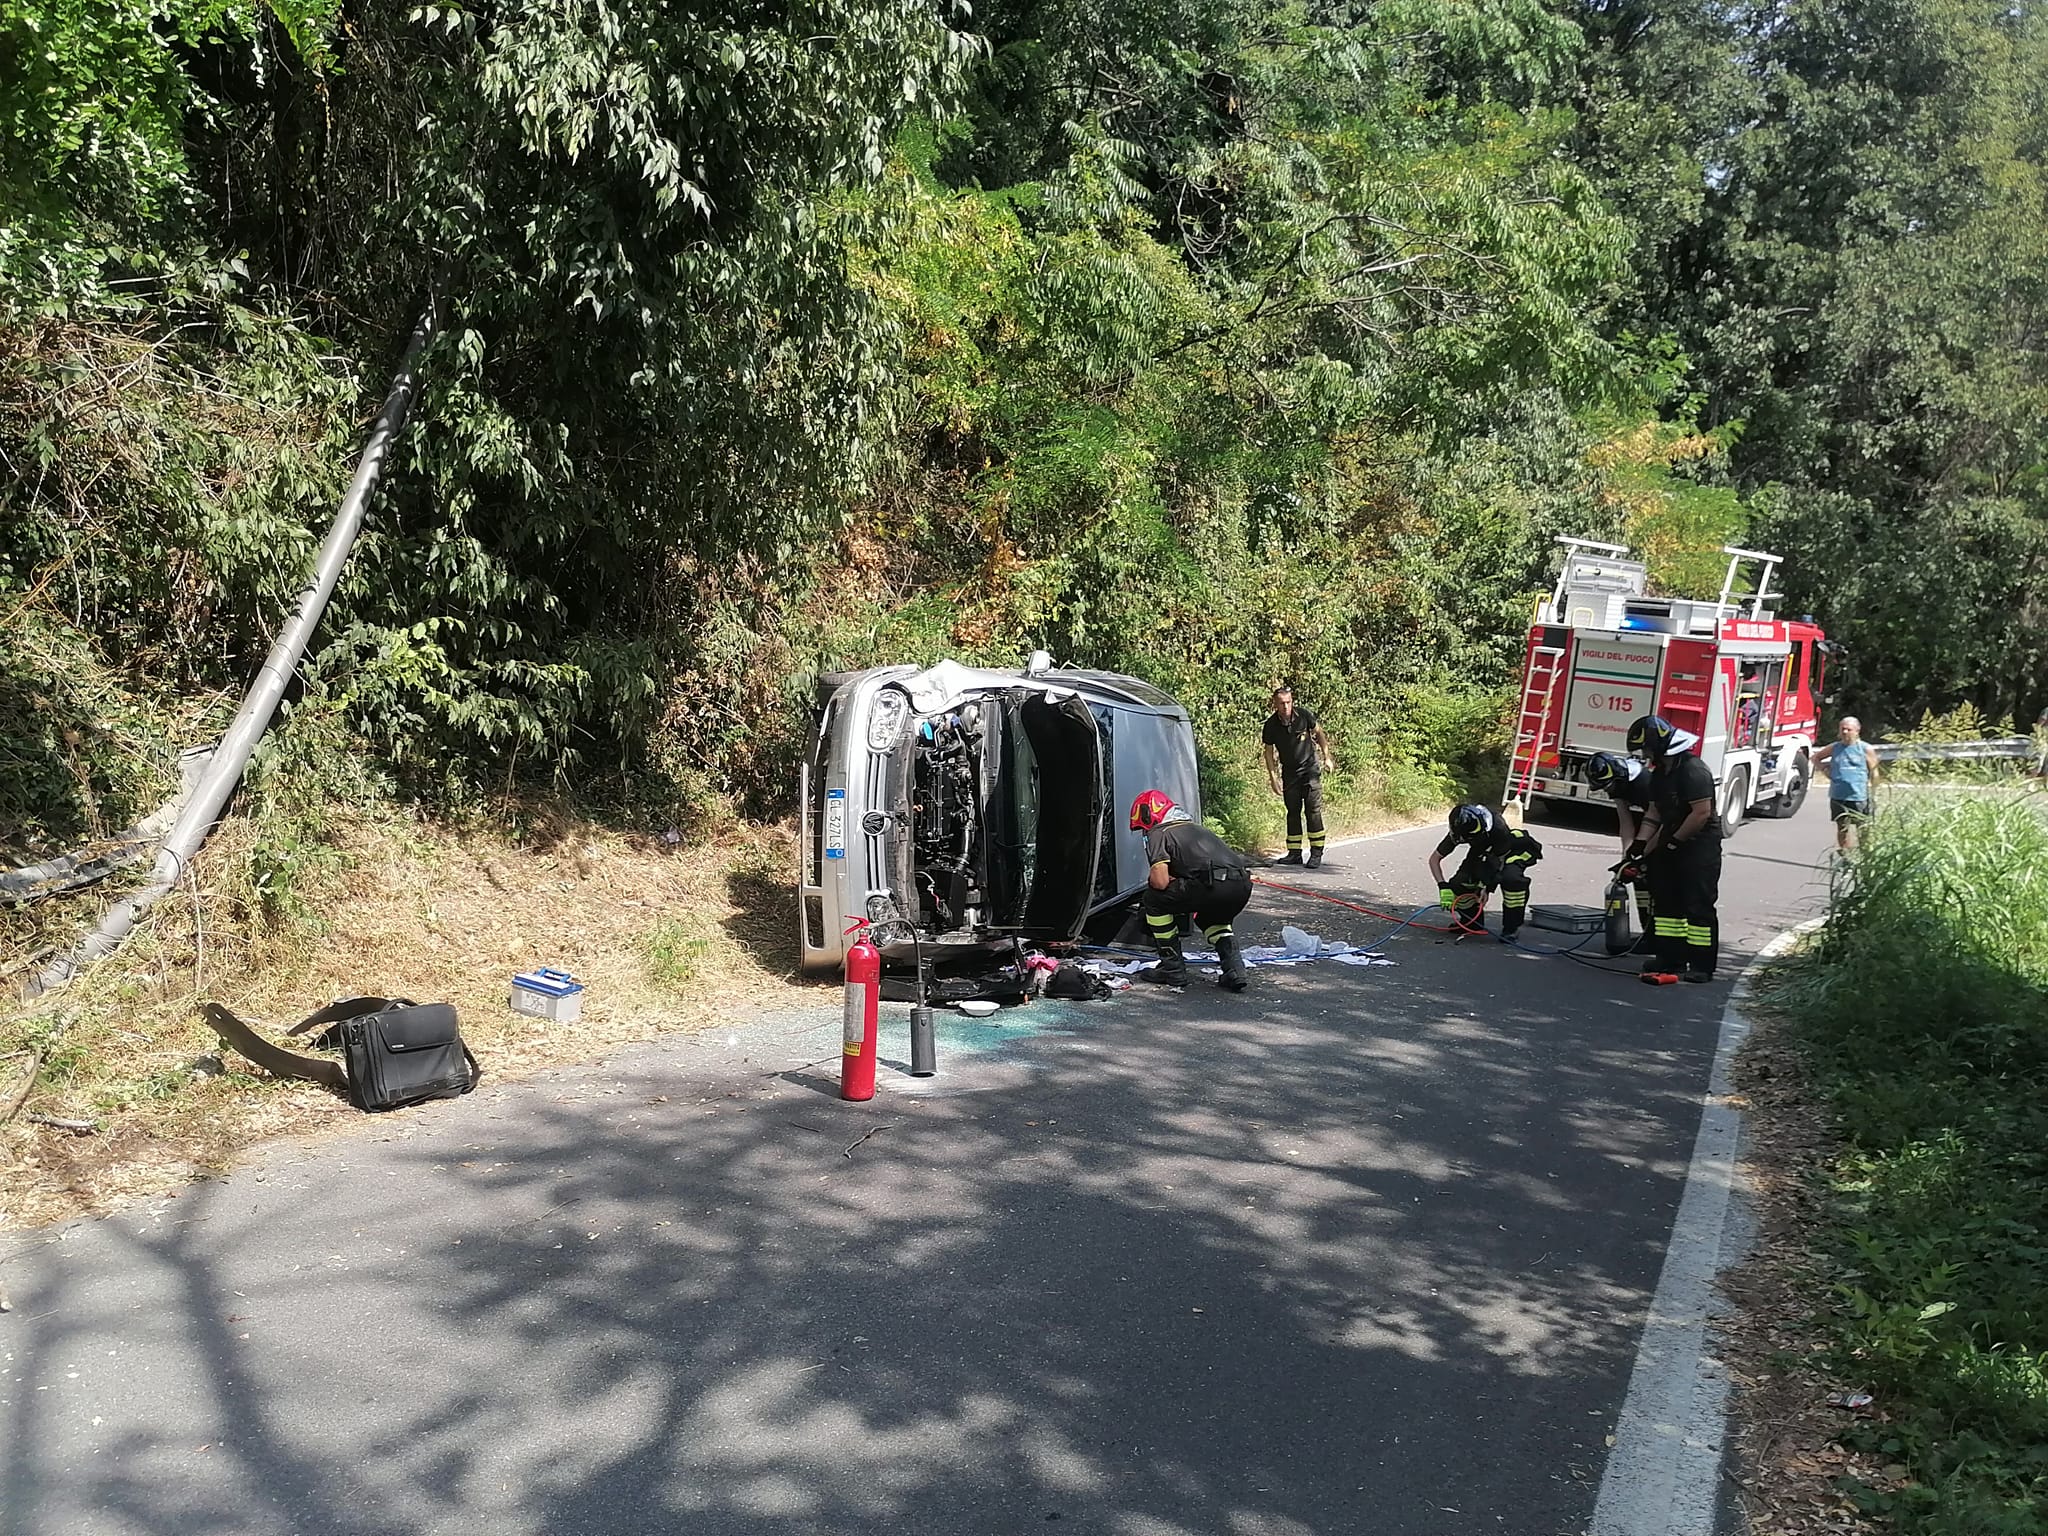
(23, 300), (441, 1001)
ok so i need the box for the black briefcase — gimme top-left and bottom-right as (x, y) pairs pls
(293, 997), (482, 1113)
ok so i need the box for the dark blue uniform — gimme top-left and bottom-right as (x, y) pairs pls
(1648, 754), (1722, 977)
(1435, 817), (1543, 937)
(1262, 707), (1327, 862)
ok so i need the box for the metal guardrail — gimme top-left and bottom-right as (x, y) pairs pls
(1870, 737), (2037, 763)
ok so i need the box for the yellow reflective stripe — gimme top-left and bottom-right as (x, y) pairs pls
(1202, 925), (1232, 942)
(1145, 913), (1178, 932)
(1655, 917), (1686, 936)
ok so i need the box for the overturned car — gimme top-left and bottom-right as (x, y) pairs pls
(798, 654), (1202, 973)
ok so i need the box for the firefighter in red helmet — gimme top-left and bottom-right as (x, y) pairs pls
(1130, 790), (1253, 991)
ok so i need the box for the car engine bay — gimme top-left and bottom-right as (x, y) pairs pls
(910, 704), (987, 935)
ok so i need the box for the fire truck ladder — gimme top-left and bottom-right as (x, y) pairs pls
(1505, 643), (1567, 813)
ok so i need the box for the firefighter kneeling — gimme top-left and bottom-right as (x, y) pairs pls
(1130, 790), (1252, 991)
(1426, 804), (1542, 940)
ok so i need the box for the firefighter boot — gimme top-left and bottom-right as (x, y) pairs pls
(1214, 932), (1249, 992)
(1500, 887), (1528, 942)
(1140, 914), (1188, 986)
(1277, 850), (1304, 866)
(1305, 847), (1324, 870)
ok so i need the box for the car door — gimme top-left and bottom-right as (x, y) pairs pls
(986, 689), (1105, 939)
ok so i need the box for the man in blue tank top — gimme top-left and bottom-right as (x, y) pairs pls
(1815, 716), (1880, 851)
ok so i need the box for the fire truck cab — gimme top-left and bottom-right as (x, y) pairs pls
(1505, 539), (1826, 836)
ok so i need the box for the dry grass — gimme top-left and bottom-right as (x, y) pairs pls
(1, 810), (818, 1232)
(1718, 993), (1898, 1536)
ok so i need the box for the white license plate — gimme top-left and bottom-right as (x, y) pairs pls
(825, 789), (847, 860)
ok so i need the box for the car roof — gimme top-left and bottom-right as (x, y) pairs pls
(829, 660), (1188, 715)
(1044, 669), (1184, 710)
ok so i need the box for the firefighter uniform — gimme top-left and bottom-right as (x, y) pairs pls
(1142, 817), (1254, 990)
(1261, 703), (1327, 864)
(1433, 809), (1543, 938)
(1590, 753), (1657, 947)
(1647, 753), (1722, 978)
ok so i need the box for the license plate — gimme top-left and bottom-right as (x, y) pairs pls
(825, 789), (846, 860)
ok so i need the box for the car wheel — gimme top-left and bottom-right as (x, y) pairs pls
(1719, 767), (1749, 839)
(1764, 755), (1809, 819)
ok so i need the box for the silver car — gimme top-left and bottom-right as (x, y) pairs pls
(798, 653), (1202, 973)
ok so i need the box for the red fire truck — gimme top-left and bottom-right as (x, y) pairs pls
(1504, 538), (1827, 835)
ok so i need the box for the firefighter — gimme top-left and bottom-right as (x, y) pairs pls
(1262, 686), (1333, 867)
(1129, 789), (1253, 991)
(1586, 750), (1657, 952)
(1627, 715), (1722, 982)
(1425, 804), (1542, 941)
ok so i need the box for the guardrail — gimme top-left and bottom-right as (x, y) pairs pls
(1870, 737), (2037, 763)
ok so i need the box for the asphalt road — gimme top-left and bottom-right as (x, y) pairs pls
(1, 798), (1838, 1536)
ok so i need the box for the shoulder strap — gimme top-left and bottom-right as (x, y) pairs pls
(287, 996), (416, 1036)
(200, 1002), (348, 1092)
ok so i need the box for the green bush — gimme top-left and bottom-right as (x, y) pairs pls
(643, 913), (719, 991)
(1778, 794), (2048, 1531)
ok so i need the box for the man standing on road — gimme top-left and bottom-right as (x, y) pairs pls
(1425, 804), (1542, 942)
(1628, 715), (1722, 983)
(1814, 716), (1881, 852)
(1586, 750), (1657, 952)
(1129, 790), (1252, 992)
(1262, 686), (1334, 867)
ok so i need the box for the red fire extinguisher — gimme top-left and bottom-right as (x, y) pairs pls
(840, 919), (880, 1102)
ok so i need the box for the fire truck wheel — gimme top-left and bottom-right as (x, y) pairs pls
(1761, 754), (1809, 819)
(1718, 767), (1750, 838)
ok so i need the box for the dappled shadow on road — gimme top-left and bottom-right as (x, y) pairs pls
(3, 846), (1788, 1536)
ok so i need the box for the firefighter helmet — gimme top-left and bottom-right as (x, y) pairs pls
(1129, 789), (1176, 832)
(1626, 715), (1681, 760)
(1448, 804), (1492, 840)
(1586, 751), (1633, 794)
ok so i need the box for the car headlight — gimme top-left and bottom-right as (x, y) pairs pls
(867, 689), (910, 751)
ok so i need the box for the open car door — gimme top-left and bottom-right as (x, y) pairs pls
(988, 689), (1104, 940)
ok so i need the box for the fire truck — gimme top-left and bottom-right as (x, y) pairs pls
(1504, 538), (1827, 835)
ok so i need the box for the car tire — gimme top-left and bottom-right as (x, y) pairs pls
(1762, 754), (1809, 819)
(1719, 767), (1749, 839)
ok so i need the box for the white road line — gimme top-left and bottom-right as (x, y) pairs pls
(1589, 915), (1827, 1535)
(1321, 819), (1439, 850)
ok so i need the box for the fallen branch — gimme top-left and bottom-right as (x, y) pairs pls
(843, 1124), (893, 1158)
(25, 1113), (96, 1135)
(0, 1050), (44, 1125)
